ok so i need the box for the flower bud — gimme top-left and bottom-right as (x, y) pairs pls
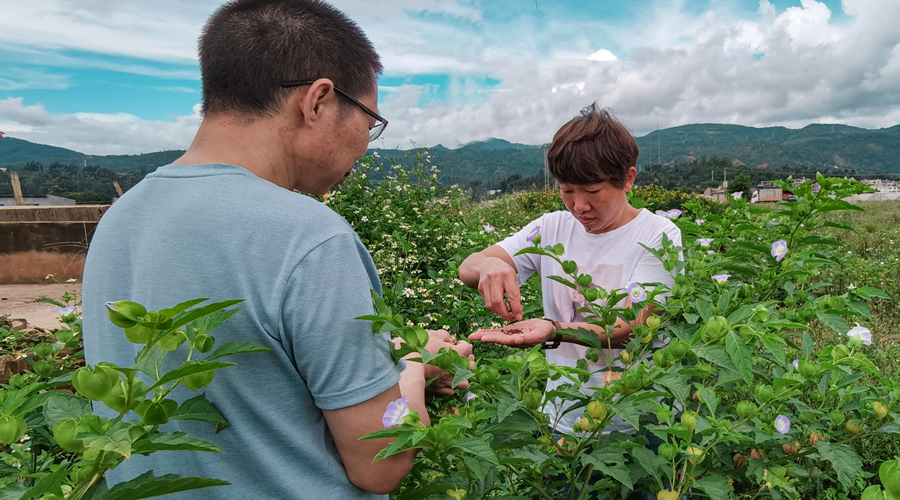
(562, 260), (577, 275)
(669, 340), (689, 361)
(783, 441), (800, 455)
(754, 384), (775, 404)
(733, 453), (748, 469)
(105, 301), (147, 329)
(658, 443), (677, 461)
(750, 449), (765, 461)
(33, 360), (55, 378)
(809, 432), (825, 446)
(828, 410), (845, 426)
(587, 401), (608, 421)
(706, 316), (729, 338)
(798, 359), (818, 379)
(0, 414), (27, 445)
(873, 402), (889, 420)
(646, 315), (661, 330)
(685, 446), (704, 464)
(736, 400), (757, 419)
(681, 412), (698, 431)
(53, 419), (86, 453)
(621, 351), (632, 363)
(524, 390), (542, 410)
(658, 490), (679, 500)
(576, 274), (593, 288)
(652, 350), (669, 368)
(784, 296), (797, 307)
(845, 421), (864, 436)
(72, 365), (119, 401)
(577, 417), (590, 432)
(752, 305), (770, 322)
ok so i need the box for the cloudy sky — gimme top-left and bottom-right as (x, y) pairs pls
(1, 0), (899, 155)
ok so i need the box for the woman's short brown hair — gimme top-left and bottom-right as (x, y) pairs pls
(547, 104), (638, 188)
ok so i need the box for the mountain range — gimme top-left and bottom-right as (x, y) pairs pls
(2, 123), (899, 186)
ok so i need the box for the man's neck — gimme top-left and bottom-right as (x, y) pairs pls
(175, 114), (294, 190)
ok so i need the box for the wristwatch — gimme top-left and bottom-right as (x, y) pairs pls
(539, 318), (563, 349)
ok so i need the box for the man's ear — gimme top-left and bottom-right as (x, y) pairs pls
(292, 79), (336, 128)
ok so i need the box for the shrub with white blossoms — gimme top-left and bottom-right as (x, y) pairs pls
(362, 174), (898, 500)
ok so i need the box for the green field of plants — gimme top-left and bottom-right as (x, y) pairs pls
(1, 155), (899, 500)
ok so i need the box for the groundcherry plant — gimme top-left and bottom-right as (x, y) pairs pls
(365, 175), (899, 500)
(0, 298), (270, 500)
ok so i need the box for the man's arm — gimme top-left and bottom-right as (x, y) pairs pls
(323, 364), (429, 495)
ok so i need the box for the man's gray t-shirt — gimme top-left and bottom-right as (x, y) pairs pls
(82, 163), (403, 499)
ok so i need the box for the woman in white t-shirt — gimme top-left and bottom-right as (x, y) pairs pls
(459, 104), (681, 434)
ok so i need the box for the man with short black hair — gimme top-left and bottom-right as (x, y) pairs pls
(82, 1), (470, 498)
(459, 104), (682, 436)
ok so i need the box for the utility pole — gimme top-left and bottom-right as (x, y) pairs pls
(723, 167), (728, 189)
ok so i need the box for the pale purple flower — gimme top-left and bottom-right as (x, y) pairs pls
(847, 325), (873, 346)
(696, 238), (714, 247)
(52, 306), (77, 315)
(707, 250), (715, 255)
(655, 210), (667, 217)
(666, 209), (683, 219)
(482, 224), (495, 232)
(771, 240), (788, 262)
(792, 359), (799, 370)
(695, 219), (705, 224)
(382, 395), (410, 428)
(774, 415), (791, 434)
(712, 274), (731, 283)
(732, 191), (744, 200)
(526, 225), (541, 242)
(625, 282), (647, 302)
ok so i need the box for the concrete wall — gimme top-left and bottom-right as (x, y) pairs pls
(0, 205), (109, 283)
(0, 205), (107, 222)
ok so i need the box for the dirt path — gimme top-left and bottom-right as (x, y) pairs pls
(0, 283), (82, 331)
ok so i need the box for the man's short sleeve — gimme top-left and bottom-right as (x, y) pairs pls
(496, 217), (544, 286)
(281, 232), (403, 411)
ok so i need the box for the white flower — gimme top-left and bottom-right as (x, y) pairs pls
(696, 238), (714, 247)
(771, 240), (788, 262)
(847, 324), (872, 346)
(626, 282), (647, 302)
(711, 274), (731, 283)
(66, 278), (78, 283)
(381, 396), (409, 429)
(731, 191), (743, 199)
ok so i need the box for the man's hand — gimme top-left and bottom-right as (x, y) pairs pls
(476, 257), (523, 321)
(468, 318), (556, 348)
(392, 329), (475, 397)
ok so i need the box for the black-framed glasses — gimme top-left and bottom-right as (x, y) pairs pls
(281, 80), (388, 142)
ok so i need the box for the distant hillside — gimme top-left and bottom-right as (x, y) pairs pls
(3, 122), (899, 186)
(0, 137), (85, 165)
(635, 123), (900, 174)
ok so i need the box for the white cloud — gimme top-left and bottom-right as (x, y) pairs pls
(1, 0), (900, 153)
(0, 98), (200, 154)
(587, 49), (618, 62)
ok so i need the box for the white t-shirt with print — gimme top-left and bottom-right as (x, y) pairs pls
(497, 208), (681, 434)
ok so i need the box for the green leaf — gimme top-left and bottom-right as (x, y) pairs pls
(166, 300), (244, 333)
(727, 305), (755, 325)
(629, 445), (671, 486)
(817, 312), (849, 335)
(203, 340), (273, 361)
(158, 298), (210, 319)
(188, 308), (242, 337)
(557, 327), (602, 350)
(136, 345), (166, 381)
(760, 334), (787, 364)
(133, 432), (222, 454)
(682, 313), (700, 325)
(694, 299), (713, 322)
(452, 437), (499, 465)
(18, 466), (69, 500)
(856, 286), (891, 300)
(13, 391), (62, 418)
(724, 331), (753, 384)
(697, 385), (719, 416)
(656, 371), (691, 404)
(43, 395), (91, 427)
(497, 393), (525, 422)
(462, 455), (489, 482)
(103, 471), (230, 500)
(169, 394), (228, 427)
(694, 475), (733, 500)
(695, 346), (738, 372)
(547, 275), (579, 290)
(802, 332), (814, 359)
(149, 361), (235, 390)
(82, 427), (133, 458)
(815, 441), (862, 490)
(582, 448), (633, 489)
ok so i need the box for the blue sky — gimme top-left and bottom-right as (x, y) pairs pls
(1, 0), (898, 154)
